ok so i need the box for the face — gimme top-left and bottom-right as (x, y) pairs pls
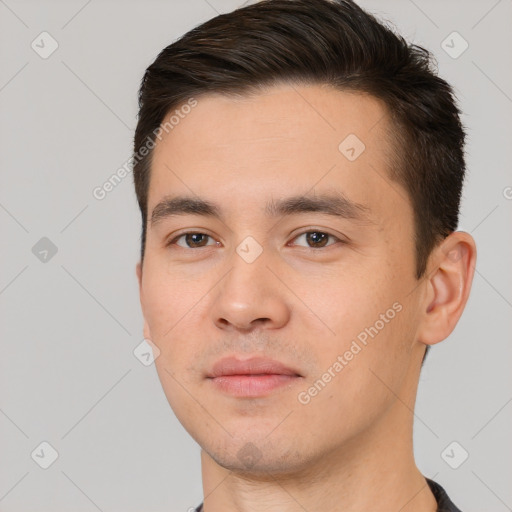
(136, 83), (427, 474)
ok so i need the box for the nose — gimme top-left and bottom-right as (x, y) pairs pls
(210, 246), (291, 332)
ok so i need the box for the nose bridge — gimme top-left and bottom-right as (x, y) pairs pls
(224, 236), (272, 303)
(211, 236), (290, 330)
(217, 209), (272, 288)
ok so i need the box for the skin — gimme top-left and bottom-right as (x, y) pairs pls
(136, 83), (477, 512)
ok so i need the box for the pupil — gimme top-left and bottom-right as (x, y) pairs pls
(307, 232), (327, 247)
(187, 233), (207, 247)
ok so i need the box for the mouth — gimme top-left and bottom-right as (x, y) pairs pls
(206, 356), (303, 398)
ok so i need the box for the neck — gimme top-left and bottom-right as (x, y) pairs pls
(200, 393), (437, 512)
(199, 344), (437, 512)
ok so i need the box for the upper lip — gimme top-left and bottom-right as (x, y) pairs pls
(207, 356), (302, 378)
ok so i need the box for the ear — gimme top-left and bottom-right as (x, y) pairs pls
(136, 261), (152, 341)
(417, 231), (477, 346)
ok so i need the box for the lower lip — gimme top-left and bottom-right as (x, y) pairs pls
(208, 374), (300, 397)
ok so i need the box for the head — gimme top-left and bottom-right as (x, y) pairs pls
(134, 0), (476, 475)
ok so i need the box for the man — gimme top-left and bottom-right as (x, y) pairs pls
(133, 1), (476, 510)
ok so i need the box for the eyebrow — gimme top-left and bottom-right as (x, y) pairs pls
(150, 192), (374, 227)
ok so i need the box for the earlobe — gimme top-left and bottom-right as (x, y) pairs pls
(418, 231), (477, 346)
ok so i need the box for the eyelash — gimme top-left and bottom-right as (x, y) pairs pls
(166, 230), (346, 250)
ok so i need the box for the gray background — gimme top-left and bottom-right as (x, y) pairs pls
(1, 0), (511, 510)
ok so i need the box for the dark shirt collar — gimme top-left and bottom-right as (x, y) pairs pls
(426, 478), (463, 511)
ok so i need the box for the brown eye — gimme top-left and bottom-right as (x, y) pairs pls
(293, 231), (339, 248)
(171, 233), (216, 248)
(306, 232), (329, 247)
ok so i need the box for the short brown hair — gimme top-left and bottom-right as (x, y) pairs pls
(133, 0), (467, 364)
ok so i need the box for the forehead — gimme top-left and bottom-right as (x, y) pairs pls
(152, 83), (390, 162)
(148, 83), (408, 226)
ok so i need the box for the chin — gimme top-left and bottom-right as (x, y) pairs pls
(202, 434), (314, 477)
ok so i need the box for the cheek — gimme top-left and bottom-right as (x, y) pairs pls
(142, 274), (209, 380)
(293, 304), (412, 438)
(298, 265), (390, 344)
(143, 263), (203, 336)
(153, 357), (203, 442)
(300, 265), (411, 382)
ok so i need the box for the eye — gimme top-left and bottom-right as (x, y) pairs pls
(168, 232), (218, 249)
(291, 230), (342, 249)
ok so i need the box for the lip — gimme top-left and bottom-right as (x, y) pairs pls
(207, 356), (302, 397)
